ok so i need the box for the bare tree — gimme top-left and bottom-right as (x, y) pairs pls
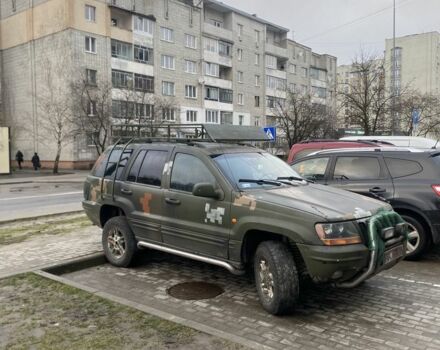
(338, 53), (396, 135)
(70, 75), (113, 156)
(397, 92), (440, 138)
(270, 89), (335, 148)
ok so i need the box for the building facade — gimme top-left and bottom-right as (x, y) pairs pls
(0, 0), (337, 168)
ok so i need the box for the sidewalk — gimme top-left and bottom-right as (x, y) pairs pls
(0, 169), (89, 185)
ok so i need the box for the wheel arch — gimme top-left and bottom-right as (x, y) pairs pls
(100, 205), (126, 227)
(392, 205), (433, 240)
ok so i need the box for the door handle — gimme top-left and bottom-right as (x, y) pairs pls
(165, 197), (181, 205)
(121, 188), (133, 195)
(369, 187), (386, 193)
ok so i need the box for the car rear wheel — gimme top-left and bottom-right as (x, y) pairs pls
(254, 241), (299, 315)
(102, 216), (137, 267)
(401, 214), (430, 260)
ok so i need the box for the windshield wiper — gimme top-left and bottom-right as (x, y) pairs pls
(239, 179), (282, 186)
(277, 176), (314, 184)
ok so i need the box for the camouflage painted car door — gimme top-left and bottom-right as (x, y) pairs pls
(161, 151), (232, 259)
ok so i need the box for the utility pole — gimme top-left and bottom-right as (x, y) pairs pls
(391, 0), (397, 135)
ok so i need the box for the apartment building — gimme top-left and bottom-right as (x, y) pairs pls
(0, 0), (337, 168)
(385, 31), (440, 96)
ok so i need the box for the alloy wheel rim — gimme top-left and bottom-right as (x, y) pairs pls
(107, 228), (126, 259)
(406, 223), (420, 254)
(259, 259), (275, 300)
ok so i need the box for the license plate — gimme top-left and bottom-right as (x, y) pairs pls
(383, 245), (404, 265)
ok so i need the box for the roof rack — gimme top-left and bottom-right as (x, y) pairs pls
(111, 123), (271, 143)
(299, 139), (393, 146)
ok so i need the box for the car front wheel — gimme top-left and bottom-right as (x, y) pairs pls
(254, 241), (299, 315)
(102, 216), (137, 267)
(401, 214), (431, 260)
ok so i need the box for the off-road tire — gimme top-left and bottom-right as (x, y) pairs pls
(402, 214), (431, 261)
(254, 241), (299, 315)
(102, 216), (137, 267)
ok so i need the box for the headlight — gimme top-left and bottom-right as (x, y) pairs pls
(315, 221), (362, 246)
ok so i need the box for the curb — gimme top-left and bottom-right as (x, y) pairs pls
(0, 210), (85, 225)
(34, 256), (272, 350)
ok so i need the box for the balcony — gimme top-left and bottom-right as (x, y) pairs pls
(265, 42), (288, 59)
(266, 88), (287, 99)
(265, 67), (287, 80)
(111, 26), (132, 43)
(203, 76), (233, 90)
(204, 100), (234, 112)
(203, 22), (234, 42)
(204, 51), (233, 68)
(111, 57), (154, 77)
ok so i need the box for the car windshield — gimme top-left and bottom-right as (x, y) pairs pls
(213, 152), (303, 189)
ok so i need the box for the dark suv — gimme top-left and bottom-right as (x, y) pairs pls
(83, 136), (408, 315)
(292, 148), (440, 259)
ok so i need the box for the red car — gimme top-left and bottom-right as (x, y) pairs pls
(287, 139), (391, 163)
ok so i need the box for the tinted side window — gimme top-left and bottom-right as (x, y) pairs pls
(385, 158), (423, 178)
(295, 149), (319, 160)
(137, 151), (168, 186)
(171, 153), (216, 192)
(91, 151), (110, 177)
(292, 157), (330, 181)
(93, 149), (133, 180)
(127, 150), (146, 182)
(334, 157), (381, 180)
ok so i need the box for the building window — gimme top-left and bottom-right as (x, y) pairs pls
(255, 75), (260, 86)
(265, 55), (277, 69)
(266, 75), (286, 90)
(204, 37), (218, 53)
(311, 86), (327, 99)
(112, 70), (133, 89)
(85, 36), (96, 53)
(134, 16), (154, 35)
(205, 86), (219, 101)
(111, 40), (131, 60)
(238, 93), (244, 105)
(204, 62), (219, 77)
(135, 74), (154, 92)
(219, 89), (233, 103)
(162, 108), (176, 121)
(289, 83), (296, 92)
(255, 53), (260, 65)
(160, 27), (174, 42)
(186, 110), (197, 122)
(237, 71), (243, 83)
(185, 34), (197, 49)
(85, 5), (96, 22)
(184, 60), (197, 74)
(301, 67), (308, 78)
(290, 64), (296, 74)
(220, 112), (233, 125)
(237, 48), (243, 61)
(254, 116), (260, 127)
(162, 81), (175, 96)
(12, 0), (16, 12)
(134, 45), (153, 64)
(161, 55), (175, 70)
(310, 67), (326, 81)
(185, 85), (197, 99)
(237, 23), (243, 36)
(219, 41), (232, 57)
(86, 69), (97, 85)
(87, 101), (97, 116)
(255, 96), (260, 107)
(209, 19), (223, 28)
(111, 18), (118, 26)
(238, 115), (244, 125)
(255, 30), (260, 43)
(206, 110), (219, 124)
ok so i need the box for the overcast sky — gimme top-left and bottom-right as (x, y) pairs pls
(221, 0), (440, 65)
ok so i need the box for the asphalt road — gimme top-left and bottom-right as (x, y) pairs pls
(0, 182), (84, 222)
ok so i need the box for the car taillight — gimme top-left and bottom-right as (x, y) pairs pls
(432, 185), (440, 196)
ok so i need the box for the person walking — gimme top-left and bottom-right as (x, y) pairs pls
(31, 152), (41, 171)
(15, 150), (24, 170)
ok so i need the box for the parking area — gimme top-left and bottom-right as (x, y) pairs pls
(61, 247), (440, 350)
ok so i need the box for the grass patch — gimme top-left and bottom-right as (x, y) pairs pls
(0, 215), (92, 245)
(0, 273), (245, 350)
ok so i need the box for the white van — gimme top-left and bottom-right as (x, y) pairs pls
(340, 136), (439, 149)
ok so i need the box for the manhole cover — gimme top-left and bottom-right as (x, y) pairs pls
(167, 282), (224, 300)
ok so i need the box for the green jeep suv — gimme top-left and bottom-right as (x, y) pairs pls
(83, 141), (408, 315)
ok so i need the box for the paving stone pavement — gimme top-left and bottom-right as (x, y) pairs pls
(63, 247), (440, 350)
(0, 226), (102, 278)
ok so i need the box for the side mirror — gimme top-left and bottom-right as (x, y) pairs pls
(192, 183), (223, 200)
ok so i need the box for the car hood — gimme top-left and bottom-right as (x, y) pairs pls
(250, 183), (391, 221)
